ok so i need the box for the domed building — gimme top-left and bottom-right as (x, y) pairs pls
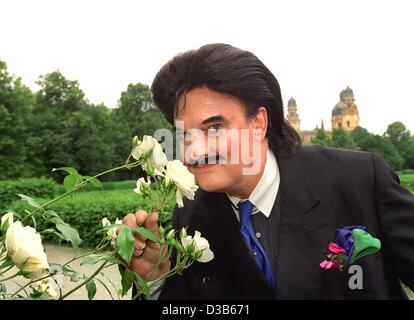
(331, 86), (360, 131)
(286, 97), (300, 132)
(287, 86), (360, 144)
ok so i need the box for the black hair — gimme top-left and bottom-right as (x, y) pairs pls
(151, 43), (302, 158)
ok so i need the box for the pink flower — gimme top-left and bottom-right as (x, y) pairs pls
(328, 242), (346, 254)
(319, 260), (339, 270)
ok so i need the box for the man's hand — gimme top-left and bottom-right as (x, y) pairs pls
(120, 210), (170, 281)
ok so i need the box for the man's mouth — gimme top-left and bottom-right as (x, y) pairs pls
(188, 154), (224, 172)
(191, 163), (218, 172)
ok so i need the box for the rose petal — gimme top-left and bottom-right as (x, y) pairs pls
(328, 242), (346, 254)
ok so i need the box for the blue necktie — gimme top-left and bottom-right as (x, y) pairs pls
(238, 200), (276, 291)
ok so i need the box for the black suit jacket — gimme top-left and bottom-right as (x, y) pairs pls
(159, 145), (414, 299)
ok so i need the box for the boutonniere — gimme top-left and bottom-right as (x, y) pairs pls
(320, 226), (381, 271)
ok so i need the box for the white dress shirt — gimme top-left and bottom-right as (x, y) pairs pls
(227, 148), (280, 219)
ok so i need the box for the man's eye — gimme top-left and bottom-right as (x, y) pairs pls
(209, 124), (222, 132)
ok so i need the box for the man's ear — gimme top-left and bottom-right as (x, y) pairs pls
(253, 106), (268, 141)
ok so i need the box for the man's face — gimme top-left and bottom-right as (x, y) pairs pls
(174, 86), (266, 194)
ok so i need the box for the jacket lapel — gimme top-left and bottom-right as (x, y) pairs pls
(274, 154), (334, 299)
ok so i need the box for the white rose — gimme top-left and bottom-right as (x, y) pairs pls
(5, 221), (49, 279)
(164, 160), (199, 208)
(1, 211), (14, 232)
(101, 217), (111, 227)
(149, 142), (168, 176)
(131, 135), (157, 160)
(101, 217), (122, 240)
(133, 176), (152, 195)
(111, 218), (123, 239)
(181, 231), (214, 263)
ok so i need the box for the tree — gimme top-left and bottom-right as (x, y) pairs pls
(330, 128), (358, 150)
(350, 126), (376, 151)
(311, 128), (331, 146)
(113, 83), (153, 132)
(373, 136), (404, 171)
(29, 71), (90, 179)
(61, 104), (120, 179)
(0, 60), (35, 179)
(350, 126), (404, 170)
(384, 122), (414, 169)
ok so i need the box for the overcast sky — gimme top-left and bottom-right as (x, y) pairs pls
(1, 0), (413, 134)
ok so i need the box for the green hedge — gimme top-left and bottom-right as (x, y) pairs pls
(8, 189), (175, 248)
(0, 178), (137, 211)
(71, 180), (137, 193)
(100, 180), (136, 190)
(0, 178), (64, 211)
(399, 172), (414, 194)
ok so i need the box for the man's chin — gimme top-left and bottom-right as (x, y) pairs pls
(195, 179), (231, 193)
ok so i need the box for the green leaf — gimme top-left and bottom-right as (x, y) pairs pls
(135, 226), (159, 244)
(52, 167), (78, 175)
(81, 255), (99, 266)
(120, 268), (135, 296)
(0, 283), (7, 294)
(62, 265), (76, 274)
(55, 223), (82, 247)
(16, 194), (41, 209)
(86, 279), (97, 300)
(63, 174), (83, 191)
(83, 176), (103, 189)
(116, 226), (135, 264)
(41, 229), (65, 241)
(31, 215), (37, 229)
(0, 259), (14, 269)
(103, 255), (124, 265)
(17, 270), (31, 277)
(29, 290), (43, 299)
(135, 273), (151, 299)
(193, 250), (203, 261)
(70, 273), (79, 282)
(49, 264), (63, 275)
(45, 210), (64, 224)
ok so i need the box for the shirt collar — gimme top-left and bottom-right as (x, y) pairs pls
(227, 148), (280, 218)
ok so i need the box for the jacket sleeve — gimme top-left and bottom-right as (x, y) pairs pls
(373, 154), (414, 290)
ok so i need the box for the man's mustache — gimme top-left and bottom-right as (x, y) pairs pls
(187, 153), (227, 166)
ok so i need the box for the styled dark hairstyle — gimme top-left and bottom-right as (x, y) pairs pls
(151, 43), (302, 158)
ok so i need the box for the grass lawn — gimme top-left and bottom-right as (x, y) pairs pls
(399, 171), (414, 194)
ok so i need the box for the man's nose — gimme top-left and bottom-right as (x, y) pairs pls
(185, 136), (208, 165)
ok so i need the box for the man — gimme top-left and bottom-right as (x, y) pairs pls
(122, 43), (414, 299)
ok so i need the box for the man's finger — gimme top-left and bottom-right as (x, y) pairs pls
(134, 210), (148, 241)
(122, 213), (136, 230)
(144, 212), (160, 240)
(135, 210), (148, 225)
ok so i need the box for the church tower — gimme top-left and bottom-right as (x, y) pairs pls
(331, 86), (360, 131)
(287, 97), (301, 132)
